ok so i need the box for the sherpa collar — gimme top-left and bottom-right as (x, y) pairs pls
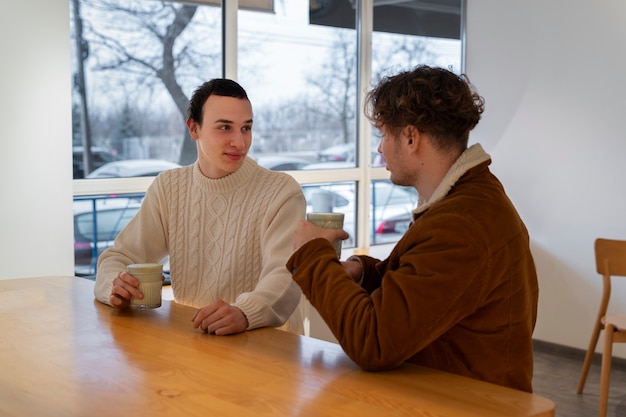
(413, 143), (491, 216)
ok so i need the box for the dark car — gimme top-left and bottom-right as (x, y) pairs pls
(73, 146), (120, 179)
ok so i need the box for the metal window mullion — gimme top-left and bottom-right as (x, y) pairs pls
(222, 0), (238, 80)
(460, 0), (467, 74)
(355, 0), (374, 254)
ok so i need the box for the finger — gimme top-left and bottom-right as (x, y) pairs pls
(111, 283), (133, 300)
(191, 310), (206, 330)
(204, 318), (218, 334)
(212, 307), (248, 335)
(118, 271), (139, 287)
(110, 294), (128, 308)
(191, 303), (219, 329)
(114, 272), (140, 293)
(201, 302), (235, 334)
(208, 316), (234, 335)
(114, 281), (143, 300)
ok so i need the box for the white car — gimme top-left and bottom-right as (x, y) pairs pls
(302, 180), (417, 246)
(254, 155), (310, 171)
(86, 159), (181, 178)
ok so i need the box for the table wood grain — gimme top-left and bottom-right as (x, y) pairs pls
(0, 276), (555, 417)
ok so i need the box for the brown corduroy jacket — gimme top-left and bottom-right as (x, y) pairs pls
(287, 144), (538, 393)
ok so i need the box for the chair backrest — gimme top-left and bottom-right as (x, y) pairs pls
(595, 238), (626, 277)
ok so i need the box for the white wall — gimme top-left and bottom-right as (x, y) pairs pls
(466, 0), (626, 355)
(0, 0), (74, 279)
(2, 0), (625, 357)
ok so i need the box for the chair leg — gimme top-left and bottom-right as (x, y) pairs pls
(578, 321), (603, 394)
(599, 324), (614, 417)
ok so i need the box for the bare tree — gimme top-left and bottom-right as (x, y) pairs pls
(372, 35), (438, 83)
(255, 96), (328, 154)
(305, 30), (357, 145)
(76, 0), (221, 165)
(71, 0), (95, 177)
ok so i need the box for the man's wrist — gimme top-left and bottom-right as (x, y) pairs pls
(346, 255), (365, 285)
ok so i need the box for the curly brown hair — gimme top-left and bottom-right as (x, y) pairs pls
(365, 65), (485, 152)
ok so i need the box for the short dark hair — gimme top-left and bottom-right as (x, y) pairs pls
(365, 65), (485, 152)
(187, 79), (249, 124)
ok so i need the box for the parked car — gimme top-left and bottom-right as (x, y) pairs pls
(372, 212), (412, 238)
(302, 180), (417, 246)
(310, 145), (385, 168)
(303, 161), (354, 170)
(73, 195), (143, 275)
(74, 158), (179, 275)
(73, 146), (120, 179)
(86, 159), (181, 178)
(73, 195), (171, 277)
(316, 143), (354, 162)
(254, 155), (310, 171)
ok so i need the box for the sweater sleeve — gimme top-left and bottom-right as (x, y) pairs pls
(231, 176), (306, 330)
(93, 178), (169, 306)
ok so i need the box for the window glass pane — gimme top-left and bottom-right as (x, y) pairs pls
(238, 1), (357, 171)
(301, 180), (419, 248)
(73, 193), (144, 275)
(370, 180), (418, 245)
(302, 182), (357, 249)
(370, 0), (463, 168)
(70, 0), (222, 179)
(70, 0), (464, 270)
(367, 1), (461, 243)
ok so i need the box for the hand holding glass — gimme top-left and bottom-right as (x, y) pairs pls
(306, 212), (345, 258)
(128, 263), (163, 309)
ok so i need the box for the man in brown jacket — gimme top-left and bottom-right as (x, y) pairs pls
(287, 65), (538, 393)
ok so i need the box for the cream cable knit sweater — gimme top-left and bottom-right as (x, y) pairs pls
(94, 157), (306, 332)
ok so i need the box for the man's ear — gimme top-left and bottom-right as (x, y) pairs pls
(186, 118), (199, 140)
(403, 125), (420, 147)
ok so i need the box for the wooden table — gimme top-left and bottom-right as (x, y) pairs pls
(0, 276), (555, 417)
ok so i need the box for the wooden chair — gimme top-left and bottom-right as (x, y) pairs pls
(577, 238), (626, 417)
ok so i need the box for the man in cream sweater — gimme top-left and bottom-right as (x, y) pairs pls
(95, 79), (306, 335)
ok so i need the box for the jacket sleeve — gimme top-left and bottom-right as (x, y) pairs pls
(287, 211), (488, 371)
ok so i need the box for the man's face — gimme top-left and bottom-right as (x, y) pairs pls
(187, 95), (253, 179)
(377, 124), (413, 187)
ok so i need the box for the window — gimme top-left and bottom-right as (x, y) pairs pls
(73, 193), (144, 275)
(238, 3), (357, 169)
(71, 0), (464, 274)
(70, 0), (223, 178)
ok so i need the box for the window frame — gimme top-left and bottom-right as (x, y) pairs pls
(72, 0), (466, 254)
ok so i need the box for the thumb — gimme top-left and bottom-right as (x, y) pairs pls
(336, 229), (350, 241)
